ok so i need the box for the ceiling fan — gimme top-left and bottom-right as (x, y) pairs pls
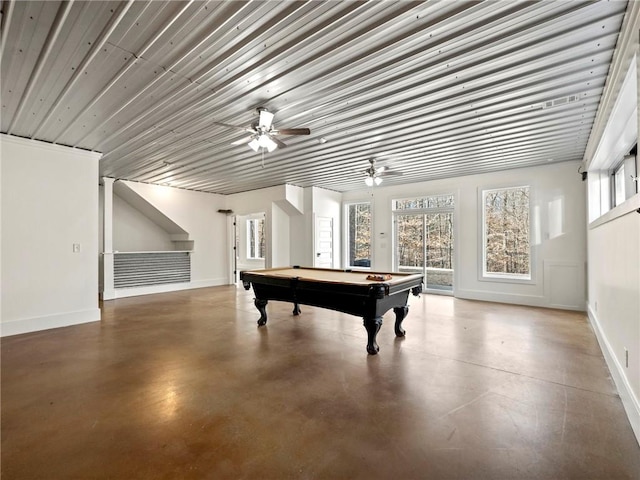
(363, 158), (403, 186)
(215, 107), (311, 153)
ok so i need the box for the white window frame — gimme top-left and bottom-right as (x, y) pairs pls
(480, 185), (534, 284)
(247, 218), (265, 260)
(344, 201), (372, 270)
(611, 152), (638, 208)
(391, 194), (455, 211)
(391, 193), (456, 294)
(613, 161), (627, 207)
(587, 57), (638, 223)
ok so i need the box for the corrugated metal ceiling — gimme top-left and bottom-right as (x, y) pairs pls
(0, 0), (629, 194)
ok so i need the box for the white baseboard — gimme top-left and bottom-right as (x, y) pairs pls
(106, 278), (228, 299)
(587, 304), (640, 445)
(454, 288), (585, 311)
(0, 308), (101, 337)
(455, 288), (542, 306)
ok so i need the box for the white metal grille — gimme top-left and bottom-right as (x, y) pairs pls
(114, 252), (191, 289)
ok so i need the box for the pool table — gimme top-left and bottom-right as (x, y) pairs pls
(240, 266), (423, 354)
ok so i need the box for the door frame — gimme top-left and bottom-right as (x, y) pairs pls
(314, 215), (334, 268)
(393, 207), (455, 295)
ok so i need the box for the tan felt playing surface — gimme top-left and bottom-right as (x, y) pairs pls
(246, 267), (415, 286)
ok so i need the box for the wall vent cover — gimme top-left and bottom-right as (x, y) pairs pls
(114, 252), (191, 288)
(541, 94), (581, 109)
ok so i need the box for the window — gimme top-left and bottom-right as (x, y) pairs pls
(247, 218), (265, 259)
(613, 162), (626, 207)
(482, 186), (530, 280)
(346, 202), (371, 268)
(612, 151), (638, 207)
(393, 194), (454, 210)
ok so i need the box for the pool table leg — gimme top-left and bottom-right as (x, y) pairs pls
(255, 298), (268, 326)
(292, 303), (301, 316)
(363, 316), (383, 355)
(393, 306), (409, 337)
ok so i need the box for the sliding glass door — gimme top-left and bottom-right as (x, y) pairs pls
(394, 196), (454, 293)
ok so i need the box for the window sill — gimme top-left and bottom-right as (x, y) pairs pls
(479, 273), (535, 285)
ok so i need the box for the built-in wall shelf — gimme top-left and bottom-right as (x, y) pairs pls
(172, 240), (194, 251)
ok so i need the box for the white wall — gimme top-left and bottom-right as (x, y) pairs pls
(271, 204), (290, 267)
(289, 188), (313, 267)
(582, 3), (640, 444)
(343, 161), (587, 309)
(226, 185), (340, 270)
(287, 186), (342, 268)
(311, 187), (342, 268)
(112, 193), (174, 252)
(289, 210), (309, 267)
(587, 203), (640, 441)
(113, 180), (228, 295)
(0, 135), (101, 336)
(226, 185), (302, 270)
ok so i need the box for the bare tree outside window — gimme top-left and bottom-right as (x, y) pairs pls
(347, 203), (371, 267)
(395, 195), (454, 210)
(248, 218), (265, 259)
(393, 195), (454, 290)
(396, 214), (424, 271)
(257, 219), (265, 259)
(483, 186), (530, 278)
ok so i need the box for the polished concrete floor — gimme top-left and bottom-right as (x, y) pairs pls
(2, 286), (639, 479)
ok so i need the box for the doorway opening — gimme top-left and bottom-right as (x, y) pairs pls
(234, 212), (266, 282)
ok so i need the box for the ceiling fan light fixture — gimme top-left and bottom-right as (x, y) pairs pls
(248, 138), (260, 152)
(364, 176), (374, 187)
(258, 134), (278, 152)
(374, 176), (383, 185)
(248, 134), (278, 153)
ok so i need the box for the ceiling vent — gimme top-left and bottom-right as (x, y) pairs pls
(541, 94), (581, 109)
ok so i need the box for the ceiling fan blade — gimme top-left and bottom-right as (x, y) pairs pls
(258, 108), (275, 130)
(274, 128), (311, 136)
(271, 136), (288, 149)
(231, 135), (255, 145)
(211, 121), (252, 132)
(378, 170), (403, 177)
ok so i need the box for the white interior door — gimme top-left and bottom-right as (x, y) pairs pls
(315, 216), (333, 268)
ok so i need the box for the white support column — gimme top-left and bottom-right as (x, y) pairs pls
(102, 177), (115, 300)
